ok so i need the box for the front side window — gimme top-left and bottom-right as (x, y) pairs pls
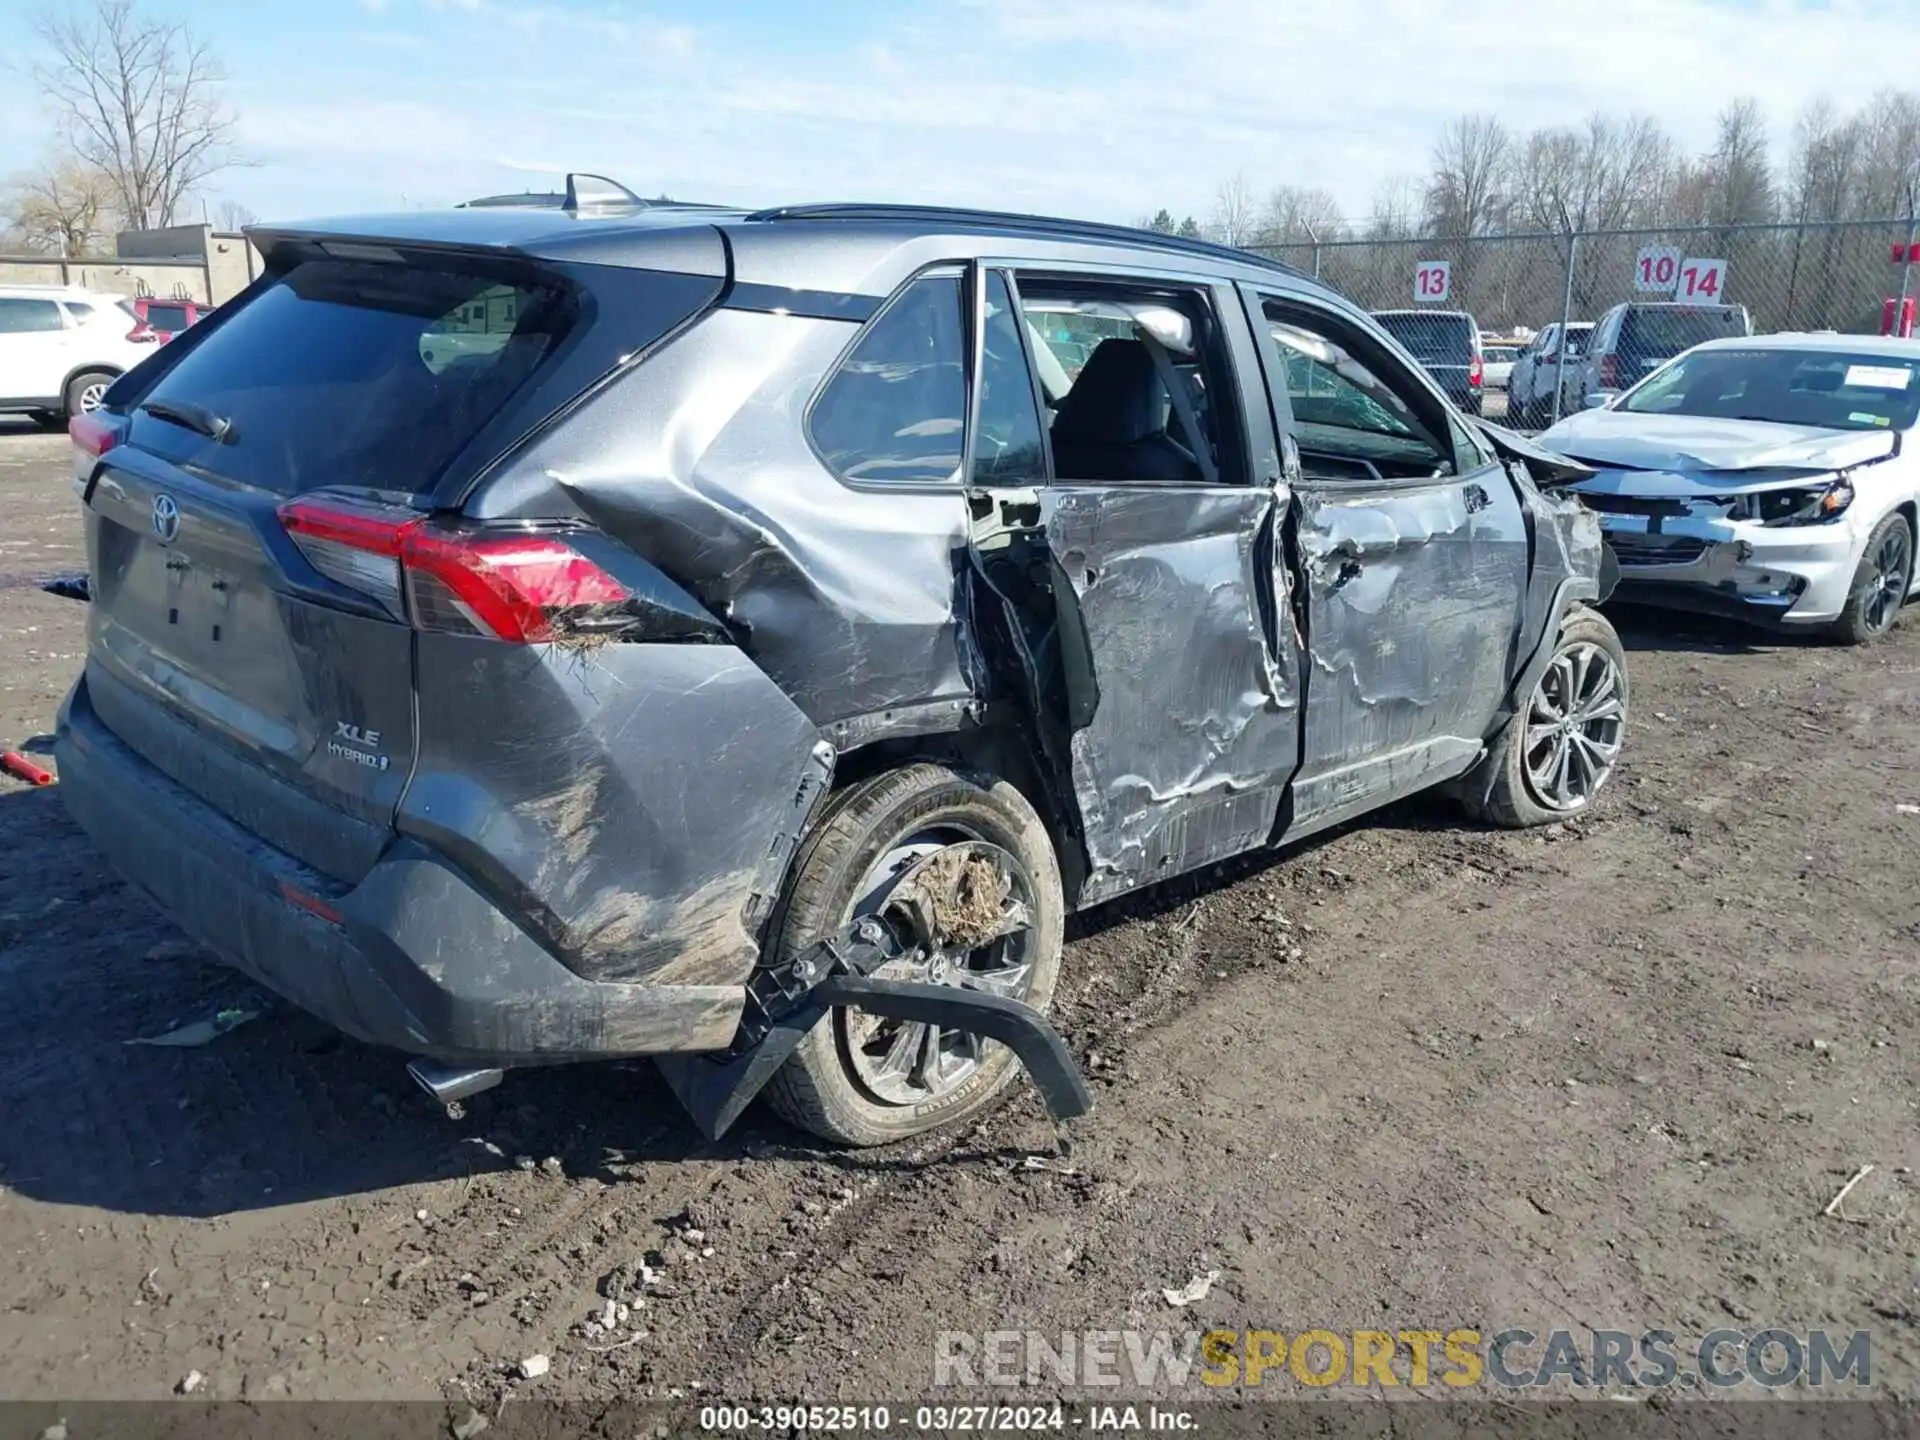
(1263, 300), (1453, 481)
(1622, 348), (1920, 432)
(809, 273), (966, 484)
(0, 298), (64, 334)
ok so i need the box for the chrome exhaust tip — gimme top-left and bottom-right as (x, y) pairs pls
(406, 1059), (505, 1111)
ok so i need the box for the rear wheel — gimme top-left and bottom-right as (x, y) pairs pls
(760, 762), (1065, 1147)
(1463, 607), (1628, 828)
(1829, 511), (1912, 644)
(63, 370), (115, 419)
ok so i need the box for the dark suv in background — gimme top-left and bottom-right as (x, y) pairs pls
(55, 179), (1623, 1146)
(1571, 301), (1752, 409)
(1370, 308), (1485, 414)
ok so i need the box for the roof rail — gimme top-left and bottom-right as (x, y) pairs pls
(743, 202), (1309, 280)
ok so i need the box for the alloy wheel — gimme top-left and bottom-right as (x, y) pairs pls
(1863, 522), (1912, 635)
(1524, 642), (1626, 812)
(838, 832), (1037, 1108)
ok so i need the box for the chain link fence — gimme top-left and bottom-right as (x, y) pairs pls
(1256, 217), (1919, 428)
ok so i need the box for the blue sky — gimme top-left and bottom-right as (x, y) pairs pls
(2, 0), (1917, 228)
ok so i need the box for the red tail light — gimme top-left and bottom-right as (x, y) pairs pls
(70, 413), (118, 459)
(1599, 354), (1620, 389)
(1469, 354), (1483, 386)
(277, 498), (634, 643)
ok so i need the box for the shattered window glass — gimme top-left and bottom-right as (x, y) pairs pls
(1264, 301), (1453, 479)
(810, 273), (966, 484)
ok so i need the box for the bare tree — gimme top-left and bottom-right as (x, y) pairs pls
(33, 0), (239, 232)
(1512, 113), (1675, 234)
(1703, 98), (1774, 227)
(214, 198), (257, 231)
(1424, 114), (1511, 238)
(1857, 89), (1920, 218)
(1209, 173), (1259, 247)
(4, 159), (117, 254)
(1257, 185), (1344, 245)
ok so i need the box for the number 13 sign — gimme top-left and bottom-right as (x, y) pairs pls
(1673, 257), (1727, 302)
(1414, 260), (1451, 303)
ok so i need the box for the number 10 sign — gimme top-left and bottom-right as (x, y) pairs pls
(1636, 245), (1728, 301)
(1414, 260), (1451, 303)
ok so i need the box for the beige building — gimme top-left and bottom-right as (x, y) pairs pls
(0, 224), (263, 307)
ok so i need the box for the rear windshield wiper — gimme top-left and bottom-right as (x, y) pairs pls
(139, 398), (238, 445)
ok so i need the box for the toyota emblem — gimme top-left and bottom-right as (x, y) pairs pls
(150, 493), (181, 545)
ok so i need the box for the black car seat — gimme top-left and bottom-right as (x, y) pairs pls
(1049, 338), (1202, 484)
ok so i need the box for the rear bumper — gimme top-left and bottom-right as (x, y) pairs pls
(56, 675), (744, 1065)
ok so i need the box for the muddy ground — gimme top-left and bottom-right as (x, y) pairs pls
(1, 417), (1917, 1409)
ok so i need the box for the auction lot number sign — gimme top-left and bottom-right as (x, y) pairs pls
(1636, 245), (1728, 301)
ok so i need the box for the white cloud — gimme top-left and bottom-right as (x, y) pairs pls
(219, 0), (1920, 226)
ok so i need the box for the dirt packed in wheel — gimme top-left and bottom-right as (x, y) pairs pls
(901, 847), (1014, 948)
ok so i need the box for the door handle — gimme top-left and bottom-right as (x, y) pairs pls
(1463, 482), (1491, 514)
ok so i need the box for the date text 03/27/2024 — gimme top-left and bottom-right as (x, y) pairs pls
(697, 1404), (1194, 1432)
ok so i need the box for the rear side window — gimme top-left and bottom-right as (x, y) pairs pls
(124, 260), (575, 495)
(0, 298), (64, 333)
(809, 273), (966, 484)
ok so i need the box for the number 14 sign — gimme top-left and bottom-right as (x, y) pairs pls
(1674, 257), (1727, 301)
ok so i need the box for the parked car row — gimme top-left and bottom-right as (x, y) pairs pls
(1366, 297), (1911, 644)
(1540, 332), (1919, 643)
(0, 284), (207, 425)
(1376, 303), (1757, 429)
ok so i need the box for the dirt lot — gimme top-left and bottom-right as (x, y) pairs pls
(2, 416), (1917, 1410)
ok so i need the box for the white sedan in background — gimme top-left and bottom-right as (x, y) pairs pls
(1481, 342), (1521, 390)
(1539, 333), (1920, 643)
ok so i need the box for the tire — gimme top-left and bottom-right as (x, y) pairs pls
(760, 762), (1065, 1147)
(1828, 510), (1912, 645)
(1463, 606), (1628, 829)
(63, 370), (116, 419)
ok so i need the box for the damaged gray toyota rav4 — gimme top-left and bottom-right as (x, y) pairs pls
(56, 180), (1625, 1146)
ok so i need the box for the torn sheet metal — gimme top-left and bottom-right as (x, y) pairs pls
(469, 308), (975, 733)
(1040, 485), (1297, 904)
(1288, 469), (1528, 831)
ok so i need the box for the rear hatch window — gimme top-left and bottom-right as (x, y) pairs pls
(1619, 306), (1747, 357)
(1374, 312), (1475, 364)
(144, 302), (195, 331)
(125, 260), (576, 495)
